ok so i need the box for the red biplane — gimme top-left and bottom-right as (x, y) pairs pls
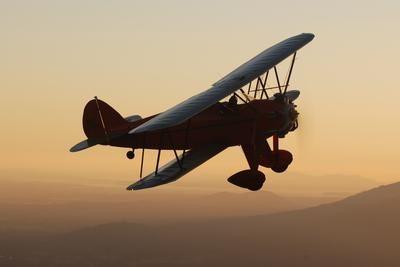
(70, 33), (315, 191)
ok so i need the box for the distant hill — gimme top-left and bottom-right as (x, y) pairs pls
(0, 169), (379, 199)
(171, 171), (380, 197)
(1, 182), (399, 266)
(1, 177), (332, 232)
(266, 172), (379, 197)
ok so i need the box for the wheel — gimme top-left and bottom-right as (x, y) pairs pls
(126, 150), (135, 159)
(227, 170), (266, 191)
(270, 150), (292, 173)
(271, 163), (288, 173)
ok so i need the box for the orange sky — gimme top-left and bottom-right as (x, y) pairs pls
(1, 1), (400, 188)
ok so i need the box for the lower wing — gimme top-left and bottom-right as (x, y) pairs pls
(126, 144), (227, 190)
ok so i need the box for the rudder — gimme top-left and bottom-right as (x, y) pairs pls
(82, 97), (129, 141)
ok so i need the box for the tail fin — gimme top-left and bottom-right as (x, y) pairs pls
(82, 97), (130, 142)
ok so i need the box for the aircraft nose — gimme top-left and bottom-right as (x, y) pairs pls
(289, 108), (299, 121)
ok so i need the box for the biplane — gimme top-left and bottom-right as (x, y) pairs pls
(70, 33), (315, 191)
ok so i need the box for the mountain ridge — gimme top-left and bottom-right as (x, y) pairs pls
(2, 181), (399, 266)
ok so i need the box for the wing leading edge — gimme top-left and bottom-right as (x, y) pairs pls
(129, 33), (314, 134)
(126, 144), (227, 190)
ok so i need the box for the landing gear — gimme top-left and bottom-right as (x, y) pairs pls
(227, 170), (266, 191)
(259, 148), (293, 173)
(126, 150), (135, 159)
(271, 163), (288, 173)
(229, 135), (293, 191)
(270, 150), (293, 173)
(267, 134), (293, 173)
(227, 143), (266, 191)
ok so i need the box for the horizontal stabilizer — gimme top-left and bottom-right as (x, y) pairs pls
(127, 144), (227, 190)
(70, 138), (101, 152)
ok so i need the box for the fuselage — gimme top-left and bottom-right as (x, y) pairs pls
(110, 98), (298, 150)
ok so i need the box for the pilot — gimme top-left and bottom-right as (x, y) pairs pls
(218, 94), (238, 115)
(228, 94), (238, 108)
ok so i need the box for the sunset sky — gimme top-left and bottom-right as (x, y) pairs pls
(1, 0), (400, 189)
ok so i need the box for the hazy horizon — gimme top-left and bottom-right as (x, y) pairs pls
(1, 178), (400, 266)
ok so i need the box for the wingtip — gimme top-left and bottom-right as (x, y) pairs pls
(126, 184), (140, 191)
(128, 124), (161, 135)
(126, 180), (143, 190)
(69, 143), (84, 152)
(128, 124), (147, 134)
(302, 32), (315, 40)
(128, 128), (137, 135)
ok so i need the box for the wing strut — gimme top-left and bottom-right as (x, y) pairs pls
(235, 92), (249, 104)
(260, 71), (269, 99)
(273, 66), (282, 94)
(181, 120), (191, 165)
(254, 78), (260, 98)
(283, 52), (296, 94)
(155, 134), (163, 175)
(139, 135), (146, 178)
(138, 124), (192, 180)
(248, 52), (297, 98)
(167, 131), (183, 171)
(247, 80), (252, 94)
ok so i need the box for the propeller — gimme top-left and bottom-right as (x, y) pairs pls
(292, 103), (313, 155)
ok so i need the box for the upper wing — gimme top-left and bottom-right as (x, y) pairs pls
(126, 144), (227, 190)
(130, 33), (314, 134)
